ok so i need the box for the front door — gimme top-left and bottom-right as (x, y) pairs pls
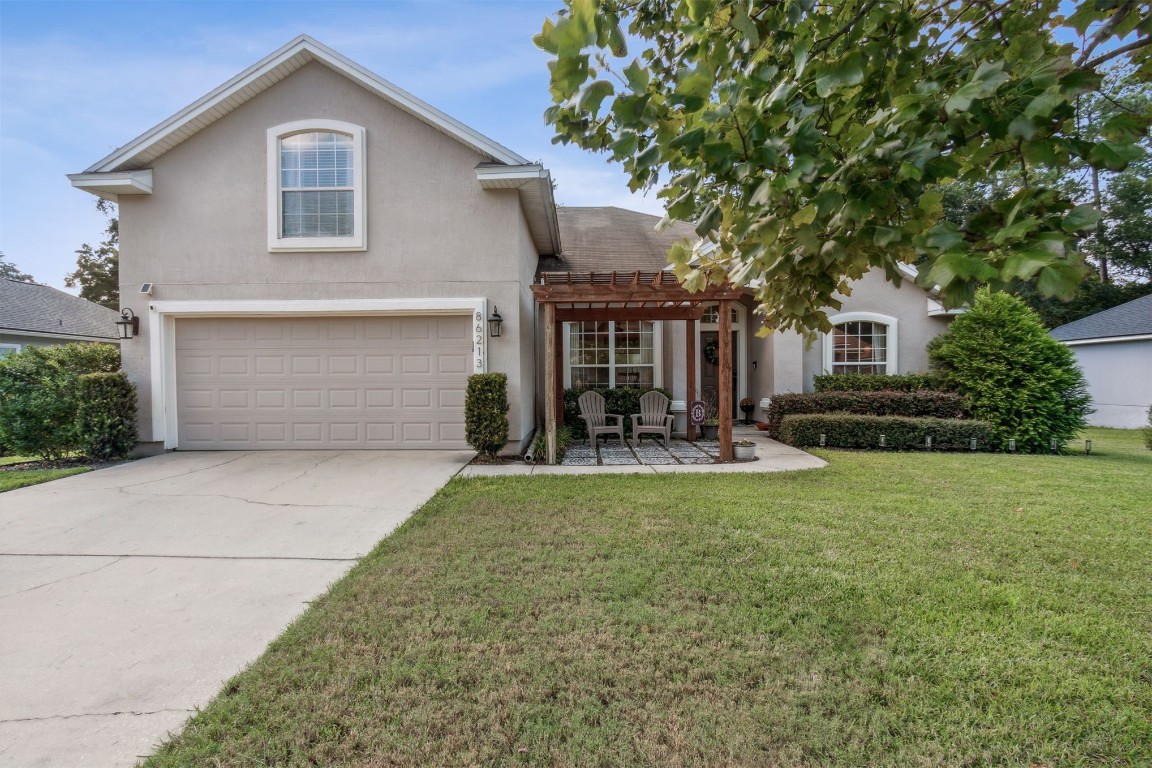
(700, 330), (739, 419)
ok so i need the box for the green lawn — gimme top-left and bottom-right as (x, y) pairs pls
(0, 455), (89, 492)
(146, 428), (1151, 767)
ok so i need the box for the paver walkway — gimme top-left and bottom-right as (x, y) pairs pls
(563, 438), (721, 465)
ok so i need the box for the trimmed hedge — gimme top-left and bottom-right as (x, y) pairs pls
(764, 390), (966, 439)
(779, 414), (993, 451)
(813, 373), (939, 392)
(465, 373), (509, 457)
(563, 387), (672, 440)
(0, 343), (121, 459)
(76, 372), (138, 461)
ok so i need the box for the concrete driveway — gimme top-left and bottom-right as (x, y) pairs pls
(0, 449), (471, 767)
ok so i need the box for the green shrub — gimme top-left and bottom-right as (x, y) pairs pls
(813, 372), (939, 392)
(1144, 406), (1152, 451)
(465, 373), (509, 457)
(563, 387), (672, 440)
(928, 289), (1091, 453)
(0, 343), (121, 460)
(779, 414), (993, 451)
(764, 390), (966, 439)
(75, 372), (137, 461)
(530, 425), (574, 463)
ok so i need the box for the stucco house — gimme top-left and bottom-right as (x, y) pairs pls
(1050, 293), (1152, 429)
(0, 278), (119, 355)
(69, 35), (958, 454)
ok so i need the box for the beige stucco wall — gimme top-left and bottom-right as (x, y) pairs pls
(1069, 339), (1152, 428)
(117, 61), (535, 446)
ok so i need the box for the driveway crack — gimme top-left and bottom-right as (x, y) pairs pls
(0, 557), (124, 601)
(0, 707), (193, 724)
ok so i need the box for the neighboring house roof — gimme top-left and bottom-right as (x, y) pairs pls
(540, 206), (698, 274)
(0, 279), (119, 341)
(67, 35), (560, 255)
(1050, 293), (1152, 344)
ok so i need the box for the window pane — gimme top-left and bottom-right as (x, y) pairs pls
(281, 131), (354, 190)
(831, 321), (888, 373)
(282, 190), (353, 237)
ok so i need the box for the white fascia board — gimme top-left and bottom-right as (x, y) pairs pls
(1061, 334), (1152, 346)
(475, 164), (549, 185)
(85, 35), (528, 174)
(67, 170), (153, 200)
(927, 297), (967, 316)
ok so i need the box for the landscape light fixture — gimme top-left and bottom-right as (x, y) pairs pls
(488, 306), (503, 338)
(1008, 438), (1017, 453)
(1050, 438), (1059, 454)
(1085, 439), (1092, 455)
(970, 437), (978, 451)
(819, 433), (826, 447)
(116, 308), (139, 340)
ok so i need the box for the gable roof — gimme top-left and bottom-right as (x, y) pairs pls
(1050, 293), (1152, 343)
(0, 279), (119, 341)
(539, 206), (697, 274)
(81, 35), (528, 174)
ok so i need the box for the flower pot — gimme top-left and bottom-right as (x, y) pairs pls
(702, 423), (719, 440)
(733, 442), (756, 460)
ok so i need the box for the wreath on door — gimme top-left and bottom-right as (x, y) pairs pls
(703, 338), (721, 365)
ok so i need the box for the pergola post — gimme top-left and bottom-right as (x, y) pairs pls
(718, 299), (733, 461)
(685, 318), (696, 443)
(544, 302), (557, 464)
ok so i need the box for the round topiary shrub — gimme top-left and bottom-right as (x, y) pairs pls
(465, 373), (509, 458)
(928, 289), (1091, 453)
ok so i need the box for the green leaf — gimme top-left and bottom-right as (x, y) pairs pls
(1035, 263), (1080, 301)
(814, 52), (864, 98)
(792, 205), (817, 227)
(578, 80), (615, 117)
(686, 0), (715, 24)
(1089, 140), (1146, 171)
(635, 142), (661, 171)
(945, 61), (1009, 115)
(1061, 204), (1101, 233)
(623, 59), (650, 92)
(873, 226), (902, 247)
(695, 203), (722, 237)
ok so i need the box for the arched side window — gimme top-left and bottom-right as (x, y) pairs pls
(266, 119), (366, 252)
(822, 312), (898, 375)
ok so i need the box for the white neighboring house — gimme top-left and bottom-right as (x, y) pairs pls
(1050, 293), (1152, 429)
(0, 279), (120, 356)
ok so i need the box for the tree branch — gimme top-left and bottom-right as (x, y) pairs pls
(1081, 35), (1151, 71)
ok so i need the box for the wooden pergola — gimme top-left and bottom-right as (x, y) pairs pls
(532, 271), (745, 464)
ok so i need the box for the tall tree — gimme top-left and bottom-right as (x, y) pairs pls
(538, 0), (1152, 332)
(0, 252), (34, 282)
(65, 199), (119, 309)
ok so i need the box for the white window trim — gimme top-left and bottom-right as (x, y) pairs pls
(0, 343), (21, 356)
(822, 312), (898, 375)
(562, 320), (663, 389)
(267, 119), (367, 252)
(148, 298), (488, 449)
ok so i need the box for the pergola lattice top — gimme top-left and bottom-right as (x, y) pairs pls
(533, 271), (743, 305)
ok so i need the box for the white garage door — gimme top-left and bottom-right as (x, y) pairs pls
(175, 316), (471, 449)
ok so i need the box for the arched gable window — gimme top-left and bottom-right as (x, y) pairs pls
(823, 312), (898, 375)
(267, 119), (366, 251)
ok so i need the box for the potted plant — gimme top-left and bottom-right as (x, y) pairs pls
(733, 439), (756, 460)
(739, 397), (755, 425)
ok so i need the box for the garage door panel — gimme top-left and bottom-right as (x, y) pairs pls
(175, 316), (470, 449)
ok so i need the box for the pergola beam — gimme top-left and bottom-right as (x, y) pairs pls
(556, 307), (706, 322)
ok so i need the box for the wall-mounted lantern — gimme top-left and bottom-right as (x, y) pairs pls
(488, 306), (503, 338)
(116, 308), (140, 340)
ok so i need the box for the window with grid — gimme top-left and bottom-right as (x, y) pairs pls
(267, 120), (365, 251)
(567, 321), (656, 389)
(831, 321), (888, 374)
(280, 132), (354, 238)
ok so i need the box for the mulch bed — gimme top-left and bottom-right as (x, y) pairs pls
(0, 457), (134, 473)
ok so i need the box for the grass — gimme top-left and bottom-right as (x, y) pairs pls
(0, 455), (90, 491)
(145, 428), (1151, 767)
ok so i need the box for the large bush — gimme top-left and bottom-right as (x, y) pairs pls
(780, 414), (993, 451)
(928, 290), (1091, 453)
(563, 387), (672, 440)
(0, 343), (121, 459)
(75, 372), (138, 461)
(465, 373), (509, 457)
(764, 390), (966, 439)
(812, 373), (939, 392)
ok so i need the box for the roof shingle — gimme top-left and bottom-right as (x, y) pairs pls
(0, 279), (119, 341)
(1049, 293), (1152, 342)
(540, 206), (697, 275)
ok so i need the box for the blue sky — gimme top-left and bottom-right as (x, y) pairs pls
(0, 0), (662, 291)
